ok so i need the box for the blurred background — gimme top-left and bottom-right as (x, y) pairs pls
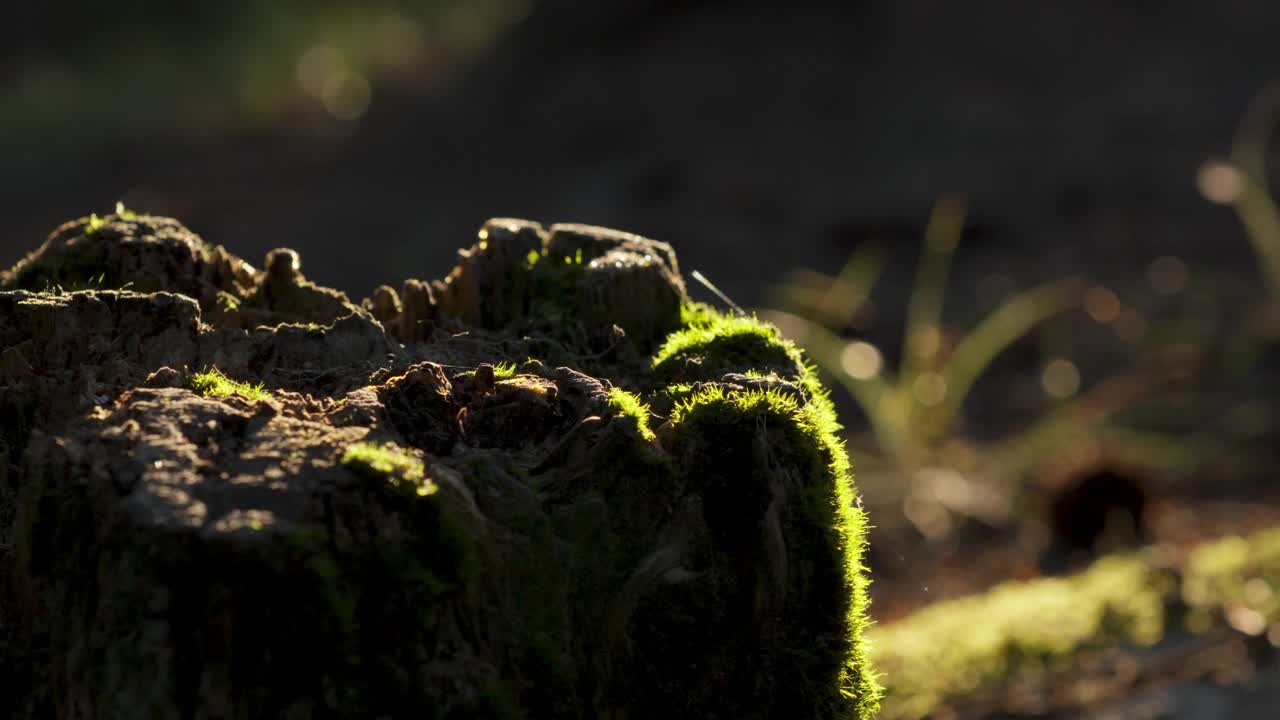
(4, 0), (1280, 627)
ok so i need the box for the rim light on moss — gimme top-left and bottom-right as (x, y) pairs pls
(607, 387), (655, 441)
(189, 367), (271, 402)
(341, 441), (436, 497)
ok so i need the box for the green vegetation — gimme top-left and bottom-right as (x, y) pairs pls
(654, 310), (808, 383)
(113, 201), (138, 221)
(215, 292), (241, 312)
(606, 387), (654, 441)
(871, 556), (1164, 719)
(188, 367), (271, 402)
(771, 199), (1084, 478)
(760, 198), (1209, 536)
(871, 526), (1280, 719)
(1182, 527), (1280, 631)
(84, 214), (107, 236)
(667, 383), (879, 718)
(78, 204), (136, 237)
(340, 441), (436, 497)
(1211, 86), (1280, 301)
(679, 300), (723, 327)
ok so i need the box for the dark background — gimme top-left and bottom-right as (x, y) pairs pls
(4, 0), (1280, 616)
(4, 0), (1277, 305)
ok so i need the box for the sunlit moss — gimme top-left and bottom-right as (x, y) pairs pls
(606, 387), (654, 441)
(114, 201), (138, 221)
(340, 441), (436, 497)
(649, 302), (878, 715)
(654, 308), (807, 382)
(870, 556), (1165, 720)
(189, 367), (271, 402)
(215, 292), (241, 312)
(1183, 527), (1280, 626)
(84, 214), (107, 236)
(667, 384), (879, 717)
(870, 526), (1280, 720)
(679, 300), (723, 327)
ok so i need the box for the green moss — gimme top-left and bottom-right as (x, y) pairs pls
(84, 213), (107, 236)
(188, 368), (272, 402)
(113, 202), (137, 221)
(653, 309), (806, 382)
(606, 387), (655, 441)
(663, 385), (879, 718)
(461, 362), (518, 381)
(870, 527), (1280, 720)
(870, 556), (1165, 720)
(215, 292), (240, 312)
(679, 300), (723, 327)
(1183, 527), (1280, 629)
(340, 442), (436, 498)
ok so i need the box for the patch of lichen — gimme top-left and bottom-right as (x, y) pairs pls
(651, 386), (878, 718)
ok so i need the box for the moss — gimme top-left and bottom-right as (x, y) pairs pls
(113, 202), (138, 221)
(86, 205), (138, 236)
(655, 385), (879, 718)
(653, 308), (807, 383)
(870, 527), (1280, 720)
(679, 300), (723, 327)
(870, 556), (1165, 719)
(606, 387), (655, 441)
(1182, 527), (1280, 630)
(458, 362), (518, 381)
(84, 213), (107, 236)
(214, 291), (240, 312)
(340, 442), (436, 498)
(189, 367), (271, 403)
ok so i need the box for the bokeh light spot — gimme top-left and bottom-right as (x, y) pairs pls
(1083, 286), (1121, 324)
(1197, 161), (1245, 205)
(840, 341), (883, 380)
(322, 70), (372, 120)
(912, 372), (947, 407)
(296, 45), (345, 98)
(1041, 358), (1080, 399)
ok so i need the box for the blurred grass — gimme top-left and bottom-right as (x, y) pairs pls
(764, 198), (1193, 532)
(1223, 84), (1280, 301)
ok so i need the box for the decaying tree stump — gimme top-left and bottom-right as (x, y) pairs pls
(0, 211), (878, 718)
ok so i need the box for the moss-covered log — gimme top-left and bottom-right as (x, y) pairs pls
(0, 211), (878, 718)
(872, 527), (1280, 719)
